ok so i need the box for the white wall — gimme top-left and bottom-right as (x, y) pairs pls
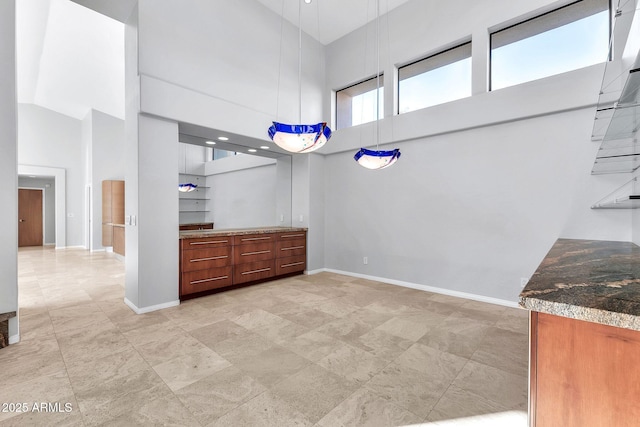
(0, 0), (18, 341)
(18, 177), (56, 245)
(136, 0), (325, 141)
(18, 103), (85, 247)
(205, 155), (278, 229)
(321, 0), (631, 303)
(89, 110), (125, 250)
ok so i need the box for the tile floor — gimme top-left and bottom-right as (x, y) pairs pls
(1, 247), (529, 426)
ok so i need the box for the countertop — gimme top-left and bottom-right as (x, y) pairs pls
(179, 226), (307, 239)
(519, 238), (640, 331)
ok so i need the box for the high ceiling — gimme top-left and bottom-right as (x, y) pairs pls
(17, 0), (408, 151)
(17, 0), (124, 120)
(254, 0), (411, 45)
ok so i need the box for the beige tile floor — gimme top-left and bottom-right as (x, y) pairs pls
(1, 247), (529, 426)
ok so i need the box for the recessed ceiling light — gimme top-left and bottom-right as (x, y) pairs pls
(205, 140), (216, 145)
(248, 149), (257, 153)
(260, 146), (270, 150)
(304, 0), (312, 3)
(218, 136), (229, 141)
(29, 175), (36, 178)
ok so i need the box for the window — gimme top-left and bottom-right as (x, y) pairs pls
(398, 42), (472, 114)
(491, 0), (609, 90)
(336, 75), (384, 130)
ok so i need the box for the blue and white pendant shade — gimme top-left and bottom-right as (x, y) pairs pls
(354, 148), (401, 170)
(178, 183), (198, 192)
(268, 122), (332, 153)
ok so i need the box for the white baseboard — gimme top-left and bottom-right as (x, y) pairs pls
(9, 334), (20, 345)
(311, 268), (519, 309)
(304, 268), (325, 275)
(55, 245), (86, 250)
(124, 298), (180, 314)
(90, 248), (106, 253)
(44, 243), (55, 247)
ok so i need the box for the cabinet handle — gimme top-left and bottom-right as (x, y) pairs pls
(190, 275), (229, 284)
(241, 237), (271, 241)
(281, 234), (304, 238)
(281, 246), (305, 251)
(241, 268), (271, 275)
(190, 240), (228, 245)
(241, 250), (271, 256)
(281, 261), (305, 268)
(190, 255), (228, 262)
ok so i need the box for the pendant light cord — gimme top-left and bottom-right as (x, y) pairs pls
(298, 0), (303, 124)
(275, 0), (286, 122)
(375, 0), (380, 150)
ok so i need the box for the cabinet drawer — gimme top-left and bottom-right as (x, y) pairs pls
(234, 242), (275, 264)
(233, 233), (276, 245)
(276, 255), (306, 275)
(182, 246), (231, 272)
(181, 266), (233, 295)
(233, 260), (275, 284)
(276, 238), (306, 257)
(181, 236), (232, 250)
(277, 231), (307, 241)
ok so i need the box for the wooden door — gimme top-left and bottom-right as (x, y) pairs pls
(18, 189), (43, 247)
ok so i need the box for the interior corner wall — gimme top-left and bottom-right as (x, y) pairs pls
(18, 104), (84, 247)
(0, 0), (18, 340)
(90, 110), (125, 251)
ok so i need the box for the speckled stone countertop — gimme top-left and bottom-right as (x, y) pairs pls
(519, 239), (640, 331)
(179, 226), (307, 239)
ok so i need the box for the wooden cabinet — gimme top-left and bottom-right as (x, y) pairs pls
(102, 180), (125, 255)
(179, 223), (214, 231)
(530, 311), (640, 427)
(179, 237), (232, 296)
(179, 230), (306, 299)
(276, 231), (307, 275)
(113, 225), (125, 256)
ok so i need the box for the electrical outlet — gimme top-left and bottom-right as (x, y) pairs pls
(280, 214), (284, 222)
(299, 214), (304, 222)
(520, 277), (529, 288)
(363, 257), (368, 265)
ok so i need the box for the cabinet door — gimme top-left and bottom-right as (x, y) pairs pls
(181, 266), (233, 295)
(113, 226), (125, 256)
(276, 255), (306, 275)
(102, 224), (113, 247)
(181, 236), (232, 250)
(182, 246), (231, 272)
(276, 238), (306, 257)
(233, 260), (275, 284)
(533, 312), (640, 427)
(234, 242), (276, 264)
(111, 180), (125, 225)
(102, 181), (112, 224)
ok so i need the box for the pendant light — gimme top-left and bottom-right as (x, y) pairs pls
(268, 0), (332, 153)
(354, 0), (401, 169)
(178, 183), (197, 192)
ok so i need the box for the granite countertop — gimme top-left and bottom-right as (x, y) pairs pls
(519, 238), (640, 331)
(179, 226), (307, 239)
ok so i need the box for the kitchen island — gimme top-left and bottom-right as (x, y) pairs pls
(179, 226), (307, 300)
(519, 239), (640, 427)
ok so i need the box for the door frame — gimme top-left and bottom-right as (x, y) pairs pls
(18, 165), (66, 248)
(17, 187), (45, 246)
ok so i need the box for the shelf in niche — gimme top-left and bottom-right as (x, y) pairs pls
(179, 210), (210, 213)
(592, 177), (640, 209)
(179, 198), (208, 201)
